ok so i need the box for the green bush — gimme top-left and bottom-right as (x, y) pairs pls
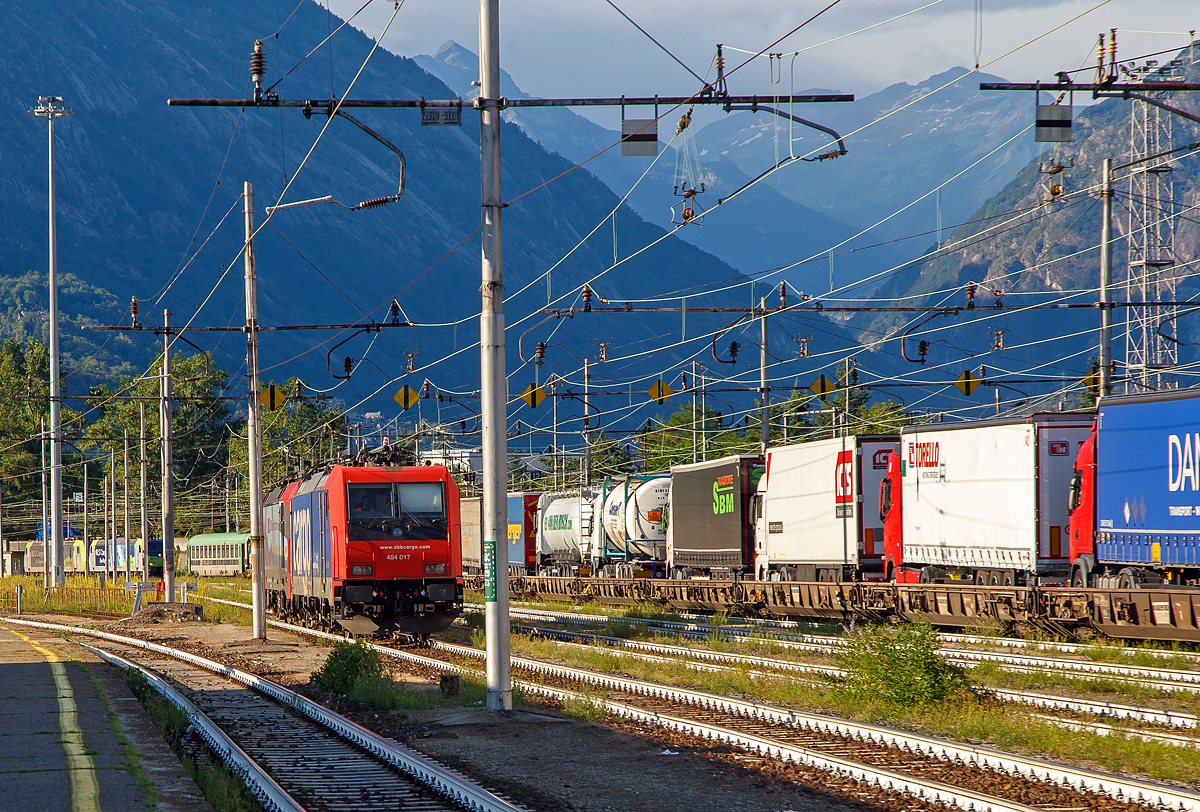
(312, 640), (383, 694)
(836, 621), (973, 708)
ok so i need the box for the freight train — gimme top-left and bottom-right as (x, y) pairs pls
(263, 446), (463, 638)
(460, 389), (1200, 642)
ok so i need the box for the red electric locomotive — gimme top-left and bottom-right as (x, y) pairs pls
(263, 446), (463, 638)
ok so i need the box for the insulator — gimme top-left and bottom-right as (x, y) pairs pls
(343, 356), (353, 376)
(534, 341), (545, 365)
(965, 280), (976, 309)
(294, 380), (303, 397)
(250, 41), (267, 100)
(130, 296), (139, 327)
(356, 196), (395, 210)
(779, 281), (787, 310)
(302, 100), (313, 120)
(917, 340), (928, 362)
(421, 380), (430, 398)
(582, 284), (592, 312)
(729, 341), (740, 363)
(459, 419), (467, 433)
(389, 297), (401, 324)
(514, 420), (522, 436)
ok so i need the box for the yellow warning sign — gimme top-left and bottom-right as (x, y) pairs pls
(955, 369), (982, 396)
(810, 375), (836, 400)
(1083, 367), (1099, 394)
(258, 385), (282, 410)
(393, 385), (419, 410)
(648, 379), (675, 405)
(521, 384), (547, 409)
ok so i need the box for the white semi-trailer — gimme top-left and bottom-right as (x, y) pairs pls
(754, 435), (897, 581)
(891, 414), (1092, 584)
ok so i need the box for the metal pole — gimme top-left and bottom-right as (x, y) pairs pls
(700, 368), (707, 461)
(35, 98), (69, 589)
(110, 450), (116, 580)
(551, 376), (559, 489)
(843, 358), (851, 438)
(1099, 157), (1114, 397)
(162, 309), (175, 600)
(479, 0), (511, 712)
(103, 475), (109, 580)
(691, 360), (697, 464)
(82, 464), (88, 577)
(140, 402), (148, 582)
(41, 420), (48, 582)
(244, 181), (267, 640)
(583, 359), (592, 486)
(759, 298), (770, 451)
(2, 486), (7, 578)
(124, 431), (130, 583)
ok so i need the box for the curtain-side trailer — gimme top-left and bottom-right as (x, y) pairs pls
(665, 455), (763, 579)
(754, 435), (896, 582)
(1069, 390), (1200, 588)
(896, 414), (1091, 585)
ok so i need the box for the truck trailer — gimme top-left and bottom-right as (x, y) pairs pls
(755, 435), (896, 582)
(1069, 389), (1200, 588)
(884, 414), (1091, 585)
(665, 455), (763, 578)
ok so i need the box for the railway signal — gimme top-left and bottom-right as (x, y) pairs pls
(810, 374), (835, 400)
(955, 369), (982, 396)
(648, 379), (674, 405)
(393, 385), (419, 410)
(520, 384), (546, 409)
(258, 384), (283, 410)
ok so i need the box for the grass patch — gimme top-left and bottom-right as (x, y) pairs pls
(561, 687), (611, 722)
(79, 662), (160, 808)
(315, 639), (490, 713)
(836, 621), (975, 708)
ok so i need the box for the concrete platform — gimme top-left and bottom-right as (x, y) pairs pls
(0, 623), (212, 812)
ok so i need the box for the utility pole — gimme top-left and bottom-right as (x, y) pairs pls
(700, 367), (708, 461)
(102, 474), (109, 581)
(244, 180), (266, 640)
(691, 360), (697, 464)
(140, 402), (148, 582)
(583, 358), (592, 487)
(161, 309), (175, 601)
(843, 358), (852, 438)
(550, 375), (559, 489)
(479, 0), (511, 713)
(124, 431), (130, 582)
(31, 96), (70, 588)
(1098, 157), (1114, 397)
(82, 464), (88, 576)
(40, 420), (48, 581)
(759, 298), (770, 451)
(110, 449), (116, 580)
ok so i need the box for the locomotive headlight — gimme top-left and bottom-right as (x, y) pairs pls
(352, 565), (362, 575)
(363, 565), (373, 575)
(351, 565), (373, 576)
(424, 563), (447, 575)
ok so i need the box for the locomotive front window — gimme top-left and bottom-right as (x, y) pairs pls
(350, 485), (393, 518)
(347, 482), (448, 541)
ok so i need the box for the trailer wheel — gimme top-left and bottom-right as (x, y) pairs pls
(1001, 570), (1014, 586)
(1070, 567), (1087, 588)
(1117, 568), (1138, 590)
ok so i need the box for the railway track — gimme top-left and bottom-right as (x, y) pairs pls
(475, 602), (1200, 693)
(238, 609), (1199, 812)
(0, 617), (525, 812)
(517, 622), (1200, 750)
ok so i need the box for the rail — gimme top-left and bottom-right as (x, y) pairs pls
(0, 617), (525, 812)
(252, 611), (1200, 812)
(80, 642), (305, 812)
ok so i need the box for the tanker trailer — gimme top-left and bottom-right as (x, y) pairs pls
(536, 488), (601, 576)
(597, 475), (670, 577)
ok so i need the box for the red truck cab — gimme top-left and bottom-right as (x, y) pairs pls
(1066, 421), (1097, 586)
(879, 451), (911, 582)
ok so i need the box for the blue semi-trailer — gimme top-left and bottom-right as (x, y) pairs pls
(1068, 389), (1200, 588)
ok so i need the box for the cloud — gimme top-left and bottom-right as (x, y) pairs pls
(324, 0), (1195, 109)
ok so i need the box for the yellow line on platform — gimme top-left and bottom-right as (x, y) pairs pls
(5, 628), (102, 812)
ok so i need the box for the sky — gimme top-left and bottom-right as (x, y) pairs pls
(327, 0), (1198, 125)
